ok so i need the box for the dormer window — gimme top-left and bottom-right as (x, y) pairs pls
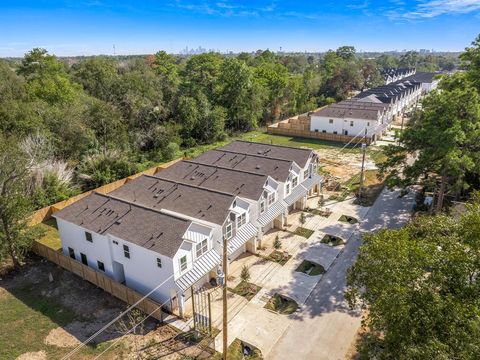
(304, 169), (310, 179)
(292, 176), (298, 188)
(236, 212), (247, 229)
(196, 238), (208, 258)
(267, 192), (276, 206)
(286, 182), (291, 195)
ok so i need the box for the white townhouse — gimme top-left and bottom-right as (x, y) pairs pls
(53, 141), (322, 316)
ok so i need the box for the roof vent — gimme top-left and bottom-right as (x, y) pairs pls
(256, 165), (260, 169)
(190, 176), (195, 180)
(115, 219), (122, 225)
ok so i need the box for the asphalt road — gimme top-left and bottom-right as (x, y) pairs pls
(267, 188), (416, 360)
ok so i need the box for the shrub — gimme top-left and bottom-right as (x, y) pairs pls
(273, 234), (282, 250)
(240, 265), (250, 283)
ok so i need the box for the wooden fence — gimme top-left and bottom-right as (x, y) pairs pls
(267, 126), (372, 145)
(32, 241), (165, 321)
(29, 158), (182, 226)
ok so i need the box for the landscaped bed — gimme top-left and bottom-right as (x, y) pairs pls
(229, 281), (261, 301)
(295, 260), (325, 276)
(321, 234), (344, 246)
(265, 250), (292, 266)
(338, 215), (358, 224)
(264, 294), (298, 315)
(294, 226), (315, 239)
(305, 207), (332, 217)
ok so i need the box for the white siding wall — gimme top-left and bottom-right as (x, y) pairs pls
(109, 234), (176, 304)
(56, 219), (114, 276)
(310, 115), (380, 139)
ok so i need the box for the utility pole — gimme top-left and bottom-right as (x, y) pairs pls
(222, 234), (228, 360)
(359, 128), (367, 201)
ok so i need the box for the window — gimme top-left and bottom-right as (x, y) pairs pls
(322, 130), (326, 133)
(80, 253), (88, 266)
(179, 256), (187, 272)
(333, 131), (338, 135)
(97, 261), (105, 272)
(123, 245), (130, 259)
(314, 129), (319, 132)
(367, 122), (370, 126)
(292, 176), (298, 188)
(260, 199), (266, 214)
(304, 169), (309, 179)
(112, 240), (118, 245)
(237, 212), (247, 229)
(286, 182), (291, 195)
(196, 238), (208, 258)
(350, 121), (354, 127)
(156, 258), (162, 268)
(68, 247), (75, 259)
(329, 119), (333, 124)
(344, 130), (349, 135)
(225, 223), (233, 239)
(267, 192), (276, 206)
(85, 232), (92, 242)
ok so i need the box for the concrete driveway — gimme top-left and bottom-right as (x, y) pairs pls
(212, 193), (377, 354)
(266, 188), (415, 360)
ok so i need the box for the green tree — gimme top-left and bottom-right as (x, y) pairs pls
(0, 136), (46, 267)
(346, 199), (480, 359)
(181, 52), (223, 101)
(71, 56), (119, 101)
(218, 58), (262, 131)
(335, 46), (356, 61)
(18, 48), (79, 104)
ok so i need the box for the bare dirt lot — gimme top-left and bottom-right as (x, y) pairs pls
(0, 256), (214, 359)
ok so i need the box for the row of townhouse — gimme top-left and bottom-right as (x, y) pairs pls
(53, 140), (322, 315)
(382, 67), (416, 84)
(309, 71), (440, 141)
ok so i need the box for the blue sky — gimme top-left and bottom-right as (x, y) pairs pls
(1, 0), (479, 56)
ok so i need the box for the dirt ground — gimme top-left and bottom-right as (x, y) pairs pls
(315, 148), (377, 183)
(0, 256), (214, 360)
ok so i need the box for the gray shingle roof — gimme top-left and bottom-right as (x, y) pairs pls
(192, 149), (292, 182)
(312, 106), (380, 121)
(53, 192), (191, 258)
(109, 175), (235, 225)
(220, 140), (312, 168)
(155, 160), (268, 201)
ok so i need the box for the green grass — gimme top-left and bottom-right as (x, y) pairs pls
(338, 215), (359, 224)
(0, 282), (75, 359)
(228, 281), (262, 301)
(264, 294), (299, 315)
(33, 218), (62, 251)
(0, 265), (121, 359)
(295, 260), (325, 276)
(294, 226), (315, 239)
(321, 234), (344, 247)
(211, 338), (263, 360)
(266, 250), (292, 266)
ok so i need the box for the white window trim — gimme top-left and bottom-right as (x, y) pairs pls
(179, 255), (188, 273)
(292, 176), (298, 188)
(286, 182), (291, 195)
(196, 238), (208, 258)
(260, 199), (266, 214)
(236, 213), (247, 229)
(225, 223), (233, 239)
(267, 192), (276, 206)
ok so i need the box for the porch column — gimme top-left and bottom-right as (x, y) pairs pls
(178, 292), (185, 318)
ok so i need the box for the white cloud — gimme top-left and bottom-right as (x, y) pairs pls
(389, 0), (480, 19)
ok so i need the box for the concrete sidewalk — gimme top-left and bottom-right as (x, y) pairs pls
(266, 188), (416, 360)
